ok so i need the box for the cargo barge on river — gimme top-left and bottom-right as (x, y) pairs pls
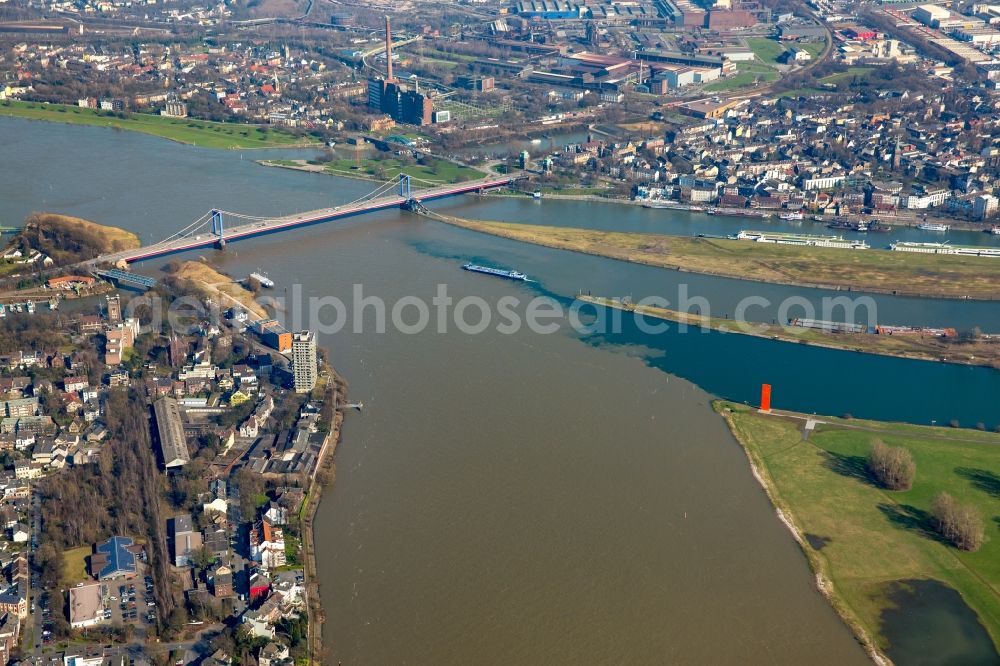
(462, 263), (529, 281)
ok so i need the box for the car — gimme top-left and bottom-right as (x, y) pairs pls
(109, 596), (117, 601)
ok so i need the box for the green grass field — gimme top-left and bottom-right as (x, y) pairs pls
(411, 47), (477, 63)
(418, 57), (460, 69)
(538, 186), (610, 196)
(747, 37), (788, 64)
(819, 67), (875, 85)
(705, 69), (779, 91)
(324, 157), (480, 184)
(0, 100), (314, 149)
(721, 404), (1000, 658)
(63, 546), (90, 586)
(798, 39), (828, 58)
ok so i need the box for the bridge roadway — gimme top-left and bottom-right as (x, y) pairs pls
(98, 176), (514, 265)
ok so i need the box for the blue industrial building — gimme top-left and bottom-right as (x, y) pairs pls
(92, 536), (138, 580)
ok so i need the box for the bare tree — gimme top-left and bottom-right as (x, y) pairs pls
(867, 439), (916, 491)
(931, 492), (984, 552)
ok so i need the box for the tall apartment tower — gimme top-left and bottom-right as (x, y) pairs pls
(292, 331), (317, 394)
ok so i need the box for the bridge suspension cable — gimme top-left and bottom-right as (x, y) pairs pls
(212, 210), (274, 222)
(155, 211), (214, 246)
(215, 179), (400, 225)
(308, 178), (401, 212)
(150, 176), (443, 248)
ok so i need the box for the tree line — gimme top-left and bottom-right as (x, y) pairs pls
(867, 439), (984, 551)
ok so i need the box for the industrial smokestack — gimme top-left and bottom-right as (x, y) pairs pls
(385, 15), (394, 82)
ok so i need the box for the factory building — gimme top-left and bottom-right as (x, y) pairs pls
(367, 16), (435, 125)
(153, 397), (190, 469)
(516, 0), (584, 19)
(400, 89), (433, 126)
(913, 4), (951, 28)
(706, 9), (757, 30)
(659, 66), (722, 88)
(455, 75), (495, 92)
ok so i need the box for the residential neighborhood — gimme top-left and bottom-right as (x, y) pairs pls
(0, 273), (333, 665)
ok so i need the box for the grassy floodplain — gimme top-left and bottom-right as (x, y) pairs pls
(262, 157), (482, 184)
(0, 100), (314, 149)
(579, 295), (1000, 369)
(428, 217), (1000, 300)
(719, 403), (1000, 661)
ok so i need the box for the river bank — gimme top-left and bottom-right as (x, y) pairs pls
(168, 257), (344, 663)
(300, 368), (346, 665)
(426, 213), (1000, 300)
(717, 402), (1000, 664)
(579, 295), (1000, 369)
(479, 192), (998, 233)
(0, 100), (315, 149)
(0, 212), (140, 285)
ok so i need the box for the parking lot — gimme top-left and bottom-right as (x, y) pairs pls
(36, 574), (158, 651)
(105, 575), (157, 626)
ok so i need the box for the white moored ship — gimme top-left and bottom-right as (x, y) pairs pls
(889, 241), (1000, 257)
(249, 271), (274, 288)
(735, 230), (869, 249)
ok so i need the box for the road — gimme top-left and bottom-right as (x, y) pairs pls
(89, 175), (517, 266)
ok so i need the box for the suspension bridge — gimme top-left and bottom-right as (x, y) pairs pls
(94, 173), (517, 266)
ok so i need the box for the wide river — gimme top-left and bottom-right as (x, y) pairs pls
(6, 117), (1000, 663)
